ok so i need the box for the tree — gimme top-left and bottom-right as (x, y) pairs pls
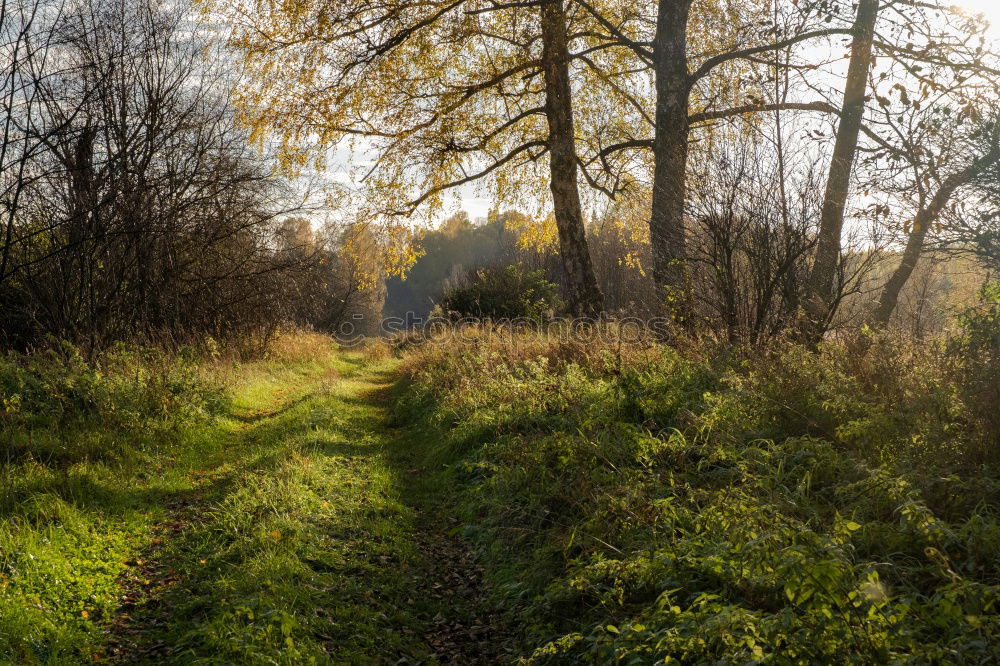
(221, 0), (615, 314)
(278, 218), (387, 335)
(539, 0), (603, 314)
(870, 124), (1000, 327)
(0, 0), (311, 348)
(575, 0), (854, 312)
(1, 0), (90, 292)
(578, 0), (999, 337)
(798, 0), (1000, 338)
(801, 0), (880, 340)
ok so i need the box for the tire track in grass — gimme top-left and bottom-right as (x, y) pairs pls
(103, 349), (513, 664)
(104, 366), (318, 662)
(361, 377), (518, 664)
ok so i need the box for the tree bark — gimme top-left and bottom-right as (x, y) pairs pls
(801, 0), (880, 341)
(649, 0), (693, 313)
(871, 149), (1000, 326)
(539, 0), (604, 316)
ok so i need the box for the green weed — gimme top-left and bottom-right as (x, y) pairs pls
(398, 328), (1000, 663)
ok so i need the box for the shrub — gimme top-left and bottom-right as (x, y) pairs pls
(440, 264), (562, 321)
(0, 340), (227, 463)
(947, 281), (1000, 452)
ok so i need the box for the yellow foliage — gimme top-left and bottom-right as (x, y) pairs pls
(205, 0), (770, 263)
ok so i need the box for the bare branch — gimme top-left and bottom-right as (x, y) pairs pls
(690, 28), (852, 85)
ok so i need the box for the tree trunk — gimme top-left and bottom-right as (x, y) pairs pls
(871, 148), (1000, 326)
(539, 0), (603, 316)
(801, 0), (880, 340)
(649, 0), (693, 313)
(870, 216), (930, 329)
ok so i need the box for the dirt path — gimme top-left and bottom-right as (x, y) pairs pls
(101, 350), (515, 664)
(407, 513), (516, 663)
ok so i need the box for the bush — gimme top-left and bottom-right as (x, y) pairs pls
(947, 281), (1000, 451)
(397, 329), (1000, 662)
(0, 340), (227, 463)
(440, 264), (562, 321)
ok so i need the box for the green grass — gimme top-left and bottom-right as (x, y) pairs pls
(12, 323), (996, 663)
(0, 337), (490, 664)
(395, 329), (1000, 663)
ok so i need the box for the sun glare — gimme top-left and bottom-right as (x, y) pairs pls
(955, 0), (1000, 39)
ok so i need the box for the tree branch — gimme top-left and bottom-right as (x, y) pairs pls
(465, 0), (543, 15)
(688, 100), (839, 125)
(571, 0), (654, 63)
(690, 28), (852, 84)
(393, 140), (548, 215)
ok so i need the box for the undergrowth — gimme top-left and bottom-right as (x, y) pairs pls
(0, 339), (228, 660)
(396, 317), (1000, 663)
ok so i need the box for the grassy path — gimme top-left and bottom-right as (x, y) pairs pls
(109, 349), (512, 664)
(1, 344), (509, 664)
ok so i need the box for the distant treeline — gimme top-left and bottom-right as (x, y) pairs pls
(386, 206), (985, 342)
(385, 209), (667, 324)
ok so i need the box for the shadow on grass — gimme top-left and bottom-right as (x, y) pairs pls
(230, 393), (314, 424)
(92, 356), (513, 664)
(105, 362), (438, 664)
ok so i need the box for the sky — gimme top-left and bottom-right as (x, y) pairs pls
(957, 0), (1000, 34)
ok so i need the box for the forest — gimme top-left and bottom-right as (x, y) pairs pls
(1, 0), (999, 663)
